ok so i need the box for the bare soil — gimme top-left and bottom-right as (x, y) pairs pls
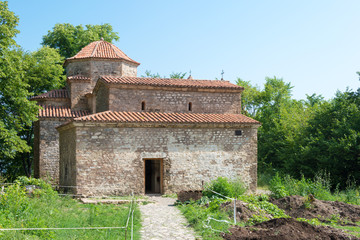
(221, 200), (273, 222)
(177, 190), (202, 202)
(270, 195), (360, 224)
(223, 218), (358, 240)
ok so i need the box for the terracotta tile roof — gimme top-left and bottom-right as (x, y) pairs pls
(100, 76), (244, 90)
(31, 89), (69, 100)
(38, 105), (90, 119)
(73, 110), (260, 125)
(65, 40), (140, 65)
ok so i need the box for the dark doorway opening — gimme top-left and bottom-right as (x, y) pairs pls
(144, 159), (162, 194)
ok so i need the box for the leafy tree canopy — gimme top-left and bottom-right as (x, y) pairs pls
(25, 46), (66, 95)
(42, 23), (120, 58)
(0, 1), (38, 160)
(0, 2), (66, 178)
(141, 70), (187, 79)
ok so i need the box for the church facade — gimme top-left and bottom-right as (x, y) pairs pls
(32, 40), (260, 196)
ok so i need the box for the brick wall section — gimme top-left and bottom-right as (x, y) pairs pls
(33, 120), (66, 184)
(95, 84), (109, 112)
(58, 124), (258, 196)
(59, 127), (77, 189)
(107, 87), (241, 114)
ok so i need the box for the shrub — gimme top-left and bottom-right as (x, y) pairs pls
(203, 177), (246, 199)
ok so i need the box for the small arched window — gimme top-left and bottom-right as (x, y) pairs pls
(188, 102), (192, 111)
(141, 101), (146, 111)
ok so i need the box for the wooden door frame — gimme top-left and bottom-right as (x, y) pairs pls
(143, 158), (163, 194)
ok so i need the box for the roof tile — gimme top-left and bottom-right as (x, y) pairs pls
(72, 110), (260, 125)
(100, 76), (243, 90)
(38, 105), (90, 119)
(31, 89), (69, 100)
(66, 40), (139, 65)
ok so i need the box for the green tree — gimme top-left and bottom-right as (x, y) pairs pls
(0, 2), (38, 174)
(141, 70), (161, 78)
(42, 23), (120, 58)
(236, 78), (262, 117)
(9, 47), (66, 178)
(169, 71), (187, 79)
(237, 77), (322, 173)
(141, 70), (187, 79)
(25, 46), (66, 95)
(294, 89), (360, 188)
(0, 2), (66, 179)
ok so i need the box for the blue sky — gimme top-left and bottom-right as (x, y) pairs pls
(8, 0), (360, 99)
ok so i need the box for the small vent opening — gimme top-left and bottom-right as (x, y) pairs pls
(188, 102), (192, 111)
(141, 101), (146, 111)
(235, 130), (242, 136)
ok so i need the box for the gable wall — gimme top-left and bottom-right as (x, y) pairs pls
(108, 88), (241, 114)
(60, 125), (257, 196)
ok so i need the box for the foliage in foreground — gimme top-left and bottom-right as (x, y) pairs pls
(0, 177), (141, 239)
(269, 173), (360, 205)
(178, 177), (288, 239)
(203, 177), (247, 199)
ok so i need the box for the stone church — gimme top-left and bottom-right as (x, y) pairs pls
(32, 40), (260, 196)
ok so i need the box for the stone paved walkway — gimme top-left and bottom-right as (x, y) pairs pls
(139, 196), (200, 240)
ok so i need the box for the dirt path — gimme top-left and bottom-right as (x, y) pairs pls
(139, 196), (200, 240)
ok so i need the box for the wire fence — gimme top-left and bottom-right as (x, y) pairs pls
(206, 189), (237, 224)
(0, 184), (138, 240)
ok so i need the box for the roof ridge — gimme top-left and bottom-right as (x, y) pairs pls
(109, 42), (121, 59)
(91, 41), (101, 57)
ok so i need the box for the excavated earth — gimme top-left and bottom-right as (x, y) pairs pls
(270, 195), (360, 224)
(222, 218), (358, 240)
(222, 195), (360, 239)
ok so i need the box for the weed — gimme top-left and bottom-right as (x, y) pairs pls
(296, 217), (321, 226)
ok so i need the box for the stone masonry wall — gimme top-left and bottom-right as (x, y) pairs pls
(90, 60), (137, 83)
(95, 84), (109, 112)
(66, 61), (91, 79)
(121, 61), (137, 77)
(69, 81), (92, 110)
(59, 124), (257, 196)
(35, 99), (70, 107)
(59, 127), (77, 190)
(108, 88), (241, 114)
(34, 120), (66, 184)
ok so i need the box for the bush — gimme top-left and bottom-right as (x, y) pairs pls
(203, 177), (246, 199)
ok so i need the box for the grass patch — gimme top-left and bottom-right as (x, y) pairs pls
(333, 223), (360, 238)
(0, 177), (141, 239)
